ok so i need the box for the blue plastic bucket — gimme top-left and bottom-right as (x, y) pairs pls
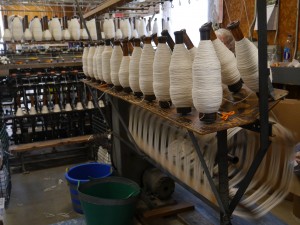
(65, 162), (112, 214)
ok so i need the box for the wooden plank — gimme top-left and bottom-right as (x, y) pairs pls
(142, 202), (194, 219)
(9, 135), (93, 152)
(83, 0), (122, 18)
(83, 80), (286, 135)
(178, 211), (213, 225)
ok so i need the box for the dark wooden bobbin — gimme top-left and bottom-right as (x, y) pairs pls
(198, 22), (217, 123)
(161, 30), (175, 51)
(181, 29), (194, 50)
(173, 30), (191, 115)
(142, 36), (156, 102)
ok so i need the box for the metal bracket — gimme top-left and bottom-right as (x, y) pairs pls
(241, 119), (274, 136)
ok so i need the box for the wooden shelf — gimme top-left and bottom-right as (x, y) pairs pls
(83, 80), (287, 135)
(9, 134), (93, 153)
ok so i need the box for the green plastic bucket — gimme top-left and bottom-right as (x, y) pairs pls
(78, 176), (140, 225)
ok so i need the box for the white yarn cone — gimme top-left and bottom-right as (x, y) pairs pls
(63, 29), (71, 40)
(53, 104), (61, 113)
(81, 28), (88, 40)
(24, 28), (32, 41)
(43, 29), (52, 41)
(16, 107), (24, 116)
(105, 19), (115, 39)
(102, 19), (108, 36)
(129, 41), (142, 93)
(12, 16), (23, 41)
(87, 46), (96, 78)
(82, 46), (89, 77)
(88, 19), (98, 41)
(65, 103), (72, 111)
(32, 17), (43, 41)
(169, 44), (193, 109)
(192, 40), (222, 115)
(102, 43), (113, 84)
(138, 18), (147, 37)
(212, 38), (241, 88)
(52, 17), (62, 41)
(119, 56), (130, 89)
(122, 19), (131, 39)
(116, 29), (123, 39)
(29, 106), (37, 115)
(96, 45), (105, 81)
(76, 102), (84, 110)
(139, 39), (155, 96)
(110, 43), (123, 86)
(87, 100), (94, 109)
(70, 17), (80, 41)
(41, 105), (49, 114)
(3, 29), (12, 42)
(153, 40), (172, 102)
(152, 19), (159, 34)
(235, 38), (259, 92)
(189, 47), (198, 62)
(93, 46), (99, 80)
(101, 32), (105, 39)
(48, 20), (53, 35)
(132, 29), (139, 38)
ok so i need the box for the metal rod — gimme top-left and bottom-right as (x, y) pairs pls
(0, 9), (76, 13)
(188, 130), (227, 215)
(229, 0), (271, 214)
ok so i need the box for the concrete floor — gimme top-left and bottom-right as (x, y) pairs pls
(3, 165), (300, 225)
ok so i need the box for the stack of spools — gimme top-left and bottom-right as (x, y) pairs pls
(119, 39), (131, 93)
(129, 38), (143, 97)
(110, 40), (123, 91)
(169, 31), (193, 115)
(227, 21), (259, 93)
(192, 22), (222, 123)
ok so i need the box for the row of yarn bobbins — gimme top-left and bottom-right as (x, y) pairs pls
(2, 14), (98, 42)
(83, 21), (258, 124)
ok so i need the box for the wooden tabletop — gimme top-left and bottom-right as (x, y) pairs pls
(83, 80), (287, 135)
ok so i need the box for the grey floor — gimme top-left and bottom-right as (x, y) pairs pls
(3, 164), (300, 225)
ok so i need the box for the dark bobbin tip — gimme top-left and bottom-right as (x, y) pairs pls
(158, 36), (167, 43)
(114, 85), (123, 92)
(159, 100), (172, 109)
(227, 20), (240, 30)
(134, 92), (143, 98)
(123, 87), (132, 94)
(174, 30), (184, 44)
(105, 39), (111, 46)
(177, 107), (192, 115)
(228, 79), (243, 93)
(199, 22), (212, 41)
(144, 95), (156, 102)
(107, 83), (114, 88)
(199, 112), (217, 124)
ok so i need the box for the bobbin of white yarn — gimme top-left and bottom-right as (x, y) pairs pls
(11, 16), (23, 42)
(169, 31), (193, 115)
(139, 37), (156, 101)
(23, 15), (32, 41)
(87, 43), (96, 79)
(153, 36), (172, 108)
(227, 21), (259, 93)
(105, 18), (115, 39)
(119, 40), (132, 93)
(211, 28), (242, 93)
(110, 40), (123, 91)
(93, 45), (100, 80)
(2, 15), (12, 42)
(95, 41), (105, 82)
(138, 18), (147, 38)
(192, 22), (222, 123)
(82, 43), (89, 78)
(102, 39), (113, 86)
(122, 19), (132, 39)
(152, 18), (159, 35)
(129, 38), (143, 97)
(51, 16), (62, 41)
(42, 16), (52, 41)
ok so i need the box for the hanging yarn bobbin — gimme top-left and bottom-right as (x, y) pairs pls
(102, 39), (113, 87)
(119, 39), (132, 93)
(182, 29), (197, 62)
(210, 26), (242, 93)
(93, 44), (100, 81)
(110, 40), (123, 91)
(169, 30), (193, 115)
(227, 21), (259, 93)
(82, 43), (89, 78)
(87, 43), (97, 81)
(161, 29), (175, 51)
(192, 22), (222, 123)
(153, 36), (172, 108)
(139, 36), (156, 102)
(3, 15), (12, 42)
(129, 38), (143, 98)
(95, 41), (105, 83)
(23, 15), (32, 41)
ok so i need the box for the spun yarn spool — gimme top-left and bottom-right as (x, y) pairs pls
(23, 15), (32, 41)
(169, 31), (193, 114)
(102, 39), (113, 85)
(105, 18), (115, 39)
(81, 28), (89, 40)
(82, 44), (89, 77)
(11, 16), (23, 41)
(152, 18), (159, 35)
(122, 19), (132, 39)
(227, 21), (259, 93)
(116, 19), (123, 40)
(138, 18), (147, 37)
(139, 37), (155, 101)
(62, 16), (71, 41)
(31, 16), (43, 41)
(119, 40), (131, 92)
(3, 15), (12, 42)
(192, 22), (222, 123)
(110, 40), (123, 89)
(93, 46), (100, 80)
(88, 19), (98, 41)
(129, 38), (143, 97)
(52, 16), (62, 41)
(70, 16), (80, 41)
(42, 16), (52, 41)
(87, 44), (96, 78)
(153, 36), (172, 108)
(95, 42), (105, 81)
(211, 28), (242, 92)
